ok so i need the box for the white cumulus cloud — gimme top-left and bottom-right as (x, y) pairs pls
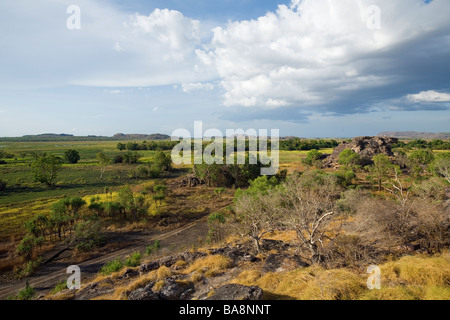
(198, 0), (450, 110)
(407, 90), (450, 103)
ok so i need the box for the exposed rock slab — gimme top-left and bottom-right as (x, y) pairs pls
(205, 284), (263, 300)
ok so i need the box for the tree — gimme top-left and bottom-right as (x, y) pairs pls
(123, 151), (141, 164)
(234, 175), (279, 200)
(280, 171), (341, 263)
(117, 186), (135, 219)
(408, 149), (435, 177)
(96, 152), (111, 179)
(338, 149), (361, 169)
(432, 153), (450, 183)
(64, 149), (80, 164)
(117, 142), (126, 151)
(153, 151), (172, 171)
(16, 234), (44, 262)
(31, 154), (63, 186)
(369, 154), (395, 191)
(234, 189), (283, 253)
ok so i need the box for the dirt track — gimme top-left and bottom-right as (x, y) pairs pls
(0, 216), (210, 300)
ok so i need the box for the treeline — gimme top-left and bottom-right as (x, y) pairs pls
(279, 138), (339, 151)
(117, 138), (340, 152)
(393, 139), (450, 150)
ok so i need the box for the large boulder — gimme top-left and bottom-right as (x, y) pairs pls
(206, 284), (263, 300)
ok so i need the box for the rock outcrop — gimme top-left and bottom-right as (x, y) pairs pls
(325, 136), (398, 166)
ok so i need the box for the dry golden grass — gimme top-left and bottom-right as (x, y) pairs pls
(173, 259), (187, 269)
(380, 252), (450, 287)
(361, 252), (450, 300)
(112, 271), (157, 300)
(231, 253), (450, 300)
(232, 266), (366, 300)
(110, 265), (174, 300)
(183, 254), (232, 278)
(152, 280), (166, 291)
(156, 265), (172, 279)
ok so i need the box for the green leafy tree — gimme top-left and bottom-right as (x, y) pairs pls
(338, 149), (361, 169)
(16, 234), (44, 262)
(153, 151), (172, 171)
(117, 186), (135, 219)
(431, 153), (450, 183)
(408, 149), (435, 177)
(234, 175), (280, 200)
(117, 142), (126, 151)
(31, 154), (63, 186)
(64, 149), (80, 164)
(369, 154), (395, 191)
(123, 151), (141, 164)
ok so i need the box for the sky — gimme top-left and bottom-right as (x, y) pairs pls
(0, 0), (449, 138)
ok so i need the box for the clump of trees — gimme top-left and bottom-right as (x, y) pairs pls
(193, 154), (279, 188)
(128, 152), (172, 179)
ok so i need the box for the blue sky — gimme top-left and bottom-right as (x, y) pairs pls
(0, 0), (449, 137)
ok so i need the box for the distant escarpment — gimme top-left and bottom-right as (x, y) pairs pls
(377, 131), (450, 140)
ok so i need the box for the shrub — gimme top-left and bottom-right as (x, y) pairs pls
(64, 149), (80, 164)
(113, 154), (124, 164)
(100, 258), (124, 275)
(13, 282), (36, 300)
(214, 187), (225, 195)
(51, 280), (67, 294)
(145, 240), (161, 255)
(125, 251), (142, 267)
(148, 164), (161, 178)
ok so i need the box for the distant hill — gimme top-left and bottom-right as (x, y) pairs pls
(377, 131), (450, 140)
(112, 133), (170, 140)
(0, 133), (171, 142)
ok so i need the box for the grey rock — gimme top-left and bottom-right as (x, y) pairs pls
(128, 283), (159, 300)
(262, 254), (308, 273)
(158, 278), (195, 300)
(206, 284), (263, 300)
(139, 261), (160, 273)
(121, 268), (139, 279)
